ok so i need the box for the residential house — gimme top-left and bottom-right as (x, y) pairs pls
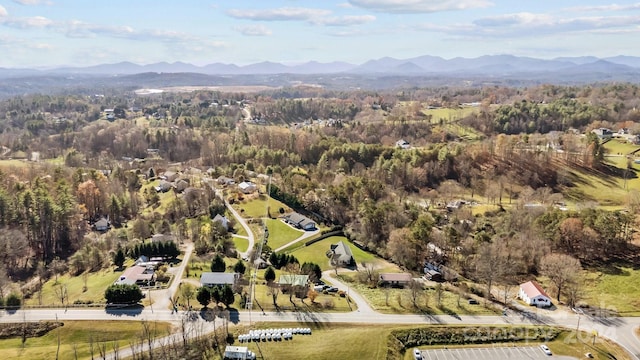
(155, 180), (172, 193)
(213, 214), (230, 231)
(379, 273), (413, 287)
(328, 241), (354, 267)
(174, 179), (189, 193)
(238, 181), (257, 194)
(115, 265), (155, 286)
(161, 170), (179, 182)
(217, 176), (235, 186)
(94, 217), (110, 232)
(278, 274), (310, 298)
(591, 128), (613, 140)
(151, 233), (176, 243)
(395, 139), (411, 149)
(282, 212), (316, 231)
(200, 272), (239, 288)
(518, 280), (552, 307)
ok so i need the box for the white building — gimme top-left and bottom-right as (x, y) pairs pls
(224, 346), (256, 360)
(519, 280), (552, 307)
(238, 181), (257, 194)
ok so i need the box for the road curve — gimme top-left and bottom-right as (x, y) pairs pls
(225, 199), (255, 258)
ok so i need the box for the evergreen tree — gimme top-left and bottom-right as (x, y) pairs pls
(221, 284), (235, 307)
(196, 286), (211, 308)
(210, 254), (226, 272)
(233, 260), (246, 274)
(264, 266), (276, 283)
(113, 246), (126, 269)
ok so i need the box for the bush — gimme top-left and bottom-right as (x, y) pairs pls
(5, 293), (21, 308)
(104, 284), (144, 304)
(322, 298), (335, 309)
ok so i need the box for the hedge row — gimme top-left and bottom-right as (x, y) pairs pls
(304, 230), (344, 246)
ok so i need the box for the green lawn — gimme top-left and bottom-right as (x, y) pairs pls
(264, 218), (303, 250)
(140, 179), (176, 217)
(288, 236), (379, 271)
(0, 159), (29, 168)
(337, 273), (498, 316)
(232, 236), (250, 253)
(0, 321), (173, 360)
(563, 164), (634, 208)
(423, 106), (479, 124)
(603, 139), (640, 156)
(24, 269), (121, 306)
(232, 195), (289, 219)
(582, 265), (640, 316)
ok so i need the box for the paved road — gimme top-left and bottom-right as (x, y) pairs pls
(151, 242), (194, 311)
(225, 198), (255, 258)
(322, 270), (375, 314)
(3, 306), (640, 358)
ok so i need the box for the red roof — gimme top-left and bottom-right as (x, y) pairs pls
(520, 280), (550, 299)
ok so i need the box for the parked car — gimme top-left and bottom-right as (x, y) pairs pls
(313, 285), (324, 292)
(468, 298), (479, 305)
(413, 348), (423, 359)
(326, 286), (339, 293)
(540, 344), (552, 356)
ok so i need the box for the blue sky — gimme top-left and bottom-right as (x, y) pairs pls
(1, 0), (640, 67)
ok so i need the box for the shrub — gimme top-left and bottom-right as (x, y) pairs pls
(5, 293), (21, 308)
(322, 298), (335, 309)
(104, 284), (144, 304)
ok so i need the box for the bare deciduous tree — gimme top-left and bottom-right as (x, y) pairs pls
(539, 253), (581, 303)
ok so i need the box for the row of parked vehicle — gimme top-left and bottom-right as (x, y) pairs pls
(237, 327), (313, 343)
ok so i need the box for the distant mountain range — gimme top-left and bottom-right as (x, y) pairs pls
(2, 54), (640, 77)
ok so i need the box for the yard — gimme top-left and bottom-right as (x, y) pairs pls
(24, 269), (122, 306)
(0, 321), (173, 360)
(287, 236), (382, 271)
(603, 138), (640, 156)
(231, 194), (290, 219)
(264, 218), (303, 250)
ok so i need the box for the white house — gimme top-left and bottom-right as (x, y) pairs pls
(395, 139), (411, 149)
(238, 181), (257, 194)
(519, 280), (552, 307)
(224, 346), (256, 360)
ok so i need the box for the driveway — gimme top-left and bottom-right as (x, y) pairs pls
(150, 241), (193, 311)
(322, 270), (375, 314)
(273, 226), (320, 253)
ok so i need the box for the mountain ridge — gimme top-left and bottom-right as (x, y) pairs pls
(2, 54), (640, 77)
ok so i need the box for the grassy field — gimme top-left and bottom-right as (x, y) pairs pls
(422, 106), (480, 123)
(140, 179), (177, 217)
(264, 218), (303, 250)
(0, 159), (29, 168)
(287, 236), (382, 271)
(563, 162), (635, 208)
(582, 265), (640, 316)
(603, 139), (640, 156)
(24, 269), (121, 306)
(232, 195), (290, 219)
(0, 321), (173, 360)
(337, 273), (498, 316)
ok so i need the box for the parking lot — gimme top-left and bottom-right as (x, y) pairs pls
(417, 346), (577, 360)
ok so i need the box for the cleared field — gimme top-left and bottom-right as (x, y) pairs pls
(0, 321), (173, 360)
(24, 269), (121, 306)
(603, 139), (640, 155)
(423, 106), (479, 124)
(232, 195), (290, 219)
(582, 265), (640, 316)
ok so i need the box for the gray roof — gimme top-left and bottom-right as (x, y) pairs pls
(331, 241), (353, 263)
(278, 274), (309, 287)
(200, 272), (238, 286)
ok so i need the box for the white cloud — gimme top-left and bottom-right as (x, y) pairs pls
(234, 24), (272, 36)
(565, 3), (640, 12)
(227, 7), (331, 21)
(12, 0), (53, 5)
(312, 15), (376, 26)
(0, 5), (7, 17)
(415, 12), (640, 39)
(28, 42), (53, 50)
(3, 15), (54, 28)
(348, 0), (493, 13)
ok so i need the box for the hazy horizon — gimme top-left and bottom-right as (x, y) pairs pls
(1, 0), (640, 68)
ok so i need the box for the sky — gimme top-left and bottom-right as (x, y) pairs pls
(1, 0), (640, 68)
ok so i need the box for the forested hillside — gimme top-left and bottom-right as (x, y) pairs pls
(1, 83), (639, 308)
